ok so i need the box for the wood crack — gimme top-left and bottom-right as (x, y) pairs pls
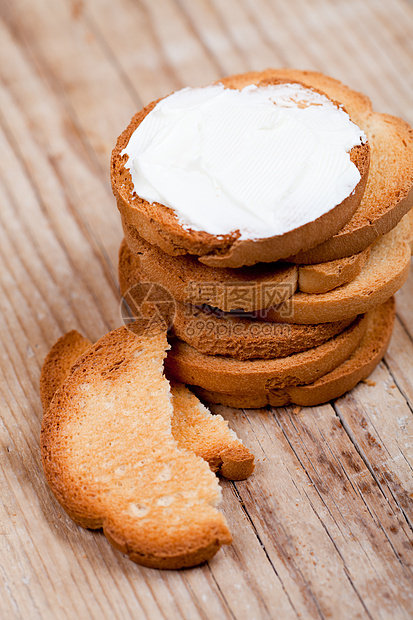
(333, 402), (413, 533)
(304, 489), (374, 620)
(230, 481), (302, 620)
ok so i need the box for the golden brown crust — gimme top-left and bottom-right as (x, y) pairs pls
(40, 331), (92, 410)
(111, 70), (371, 267)
(170, 382), (254, 480)
(264, 209), (413, 324)
(192, 298), (395, 408)
(298, 247), (371, 294)
(122, 226), (374, 305)
(164, 314), (367, 395)
(41, 326), (232, 569)
(170, 304), (355, 361)
(118, 240), (355, 360)
(122, 224), (298, 311)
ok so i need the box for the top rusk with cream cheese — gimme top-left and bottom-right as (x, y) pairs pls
(122, 83), (367, 241)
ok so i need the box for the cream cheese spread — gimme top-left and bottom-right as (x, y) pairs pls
(122, 83), (367, 240)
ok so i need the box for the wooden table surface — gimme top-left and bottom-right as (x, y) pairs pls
(1, 0), (413, 618)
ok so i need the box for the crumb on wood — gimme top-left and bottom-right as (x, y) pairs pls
(362, 379), (376, 387)
(292, 406), (302, 415)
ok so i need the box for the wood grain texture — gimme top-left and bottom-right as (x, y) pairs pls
(0, 0), (413, 618)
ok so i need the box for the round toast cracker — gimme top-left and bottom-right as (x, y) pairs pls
(122, 226), (372, 309)
(264, 209), (413, 324)
(171, 304), (355, 361)
(118, 240), (356, 360)
(199, 70), (412, 267)
(164, 314), (367, 395)
(191, 298), (395, 408)
(122, 223), (297, 312)
(112, 70), (370, 268)
(41, 326), (232, 569)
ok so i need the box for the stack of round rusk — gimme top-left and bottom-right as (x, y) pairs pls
(112, 69), (413, 409)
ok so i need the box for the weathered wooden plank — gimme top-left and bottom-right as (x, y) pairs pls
(383, 315), (413, 427)
(334, 363), (413, 529)
(395, 280), (413, 342)
(218, 404), (413, 619)
(1, 0), (135, 174)
(82, 0), (179, 103)
(214, 406), (369, 619)
(137, 0), (220, 86)
(336, 0), (413, 119)
(173, 0), (248, 77)
(0, 12), (123, 275)
(1, 0), (413, 618)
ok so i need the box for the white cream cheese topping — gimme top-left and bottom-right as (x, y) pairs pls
(122, 83), (366, 240)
